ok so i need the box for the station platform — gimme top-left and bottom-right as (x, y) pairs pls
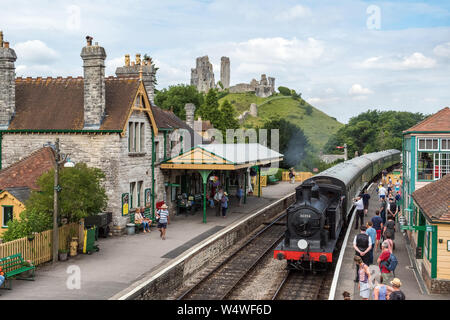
(333, 181), (450, 300)
(0, 181), (301, 300)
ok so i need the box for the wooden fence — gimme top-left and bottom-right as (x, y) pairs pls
(0, 222), (82, 266)
(282, 171), (313, 182)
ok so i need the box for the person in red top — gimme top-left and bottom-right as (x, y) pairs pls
(377, 241), (393, 284)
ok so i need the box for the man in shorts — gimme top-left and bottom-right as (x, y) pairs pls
(156, 204), (170, 240)
(377, 242), (393, 284)
(378, 184), (387, 201)
(371, 210), (384, 253)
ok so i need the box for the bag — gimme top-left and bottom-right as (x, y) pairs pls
(156, 210), (160, 223)
(356, 233), (369, 251)
(382, 253), (398, 273)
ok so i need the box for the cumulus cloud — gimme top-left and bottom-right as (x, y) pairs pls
(13, 40), (59, 65)
(349, 84), (373, 95)
(359, 52), (436, 70)
(433, 42), (450, 58)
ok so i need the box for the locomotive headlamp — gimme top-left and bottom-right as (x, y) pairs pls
(297, 239), (308, 250)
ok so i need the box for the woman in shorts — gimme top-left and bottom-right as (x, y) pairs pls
(354, 255), (371, 300)
(156, 204), (170, 240)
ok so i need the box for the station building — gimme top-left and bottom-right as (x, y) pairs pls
(402, 106), (450, 293)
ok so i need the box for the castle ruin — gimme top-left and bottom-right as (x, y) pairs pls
(190, 56), (275, 98)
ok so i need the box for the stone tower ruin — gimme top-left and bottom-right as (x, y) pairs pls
(190, 56), (215, 93)
(220, 57), (230, 89)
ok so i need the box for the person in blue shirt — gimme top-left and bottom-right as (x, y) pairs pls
(371, 210), (384, 253)
(221, 192), (229, 218)
(236, 185), (243, 207)
(366, 221), (377, 265)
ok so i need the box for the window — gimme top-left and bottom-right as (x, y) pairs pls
(418, 138), (439, 151)
(130, 182), (136, 209)
(140, 123), (145, 152)
(442, 139), (450, 151)
(2, 206), (13, 228)
(134, 95), (143, 108)
(417, 152), (433, 181)
(128, 121), (145, 153)
(155, 141), (160, 162)
(137, 181), (143, 207)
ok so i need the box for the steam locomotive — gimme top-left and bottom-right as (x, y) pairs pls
(274, 149), (401, 271)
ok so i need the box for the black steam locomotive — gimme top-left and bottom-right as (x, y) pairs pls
(274, 149), (400, 271)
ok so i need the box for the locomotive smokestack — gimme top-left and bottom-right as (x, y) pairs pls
(302, 184), (312, 204)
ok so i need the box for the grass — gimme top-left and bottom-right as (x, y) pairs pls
(219, 93), (343, 150)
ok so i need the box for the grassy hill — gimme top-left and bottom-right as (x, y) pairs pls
(219, 92), (343, 150)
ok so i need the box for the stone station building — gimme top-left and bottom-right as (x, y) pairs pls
(0, 33), (202, 235)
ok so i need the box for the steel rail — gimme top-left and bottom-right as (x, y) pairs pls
(176, 211), (286, 300)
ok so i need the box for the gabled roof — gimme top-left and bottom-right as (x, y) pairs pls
(0, 147), (55, 190)
(9, 76), (153, 133)
(3, 187), (31, 204)
(412, 174), (450, 222)
(161, 143), (283, 170)
(403, 107), (450, 133)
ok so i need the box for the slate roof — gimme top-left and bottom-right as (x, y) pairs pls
(4, 187), (31, 204)
(10, 77), (140, 131)
(403, 107), (450, 133)
(152, 105), (204, 145)
(0, 147), (55, 190)
(412, 174), (450, 222)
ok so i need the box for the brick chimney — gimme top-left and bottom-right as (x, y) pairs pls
(0, 31), (17, 129)
(80, 36), (106, 129)
(185, 103), (196, 129)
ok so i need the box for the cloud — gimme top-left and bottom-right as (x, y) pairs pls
(13, 40), (59, 65)
(349, 84), (373, 95)
(275, 5), (311, 21)
(359, 52), (436, 70)
(433, 42), (450, 58)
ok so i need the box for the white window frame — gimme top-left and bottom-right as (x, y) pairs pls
(441, 138), (450, 151)
(418, 138), (439, 151)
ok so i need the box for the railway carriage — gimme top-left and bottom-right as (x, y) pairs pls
(274, 149), (400, 271)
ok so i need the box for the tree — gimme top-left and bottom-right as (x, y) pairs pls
(154, 84), (204, 120)
(324, 110), (427, 157)
(218, 100), (239, 134)
(278, 86), (291, 96)
(198, 89), (220, 126)
(2, 163), (108, 242)
(262, 117), (311, 169)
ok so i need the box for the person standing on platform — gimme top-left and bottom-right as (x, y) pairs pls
(362, 189), (371, 216)
(214, 188), (223, 216)
(156, 204), (170, 240)
(354, 256), (371, 300)
(373, 281), (389, 300)
(289, 168), (296, 184)
(236, 185), (243, 207)
(354, 196), (365, 230)
(371, 210), (384, 253)
(380, 197), (388, 225)
(353, 226), (372, 282)
(377, 242), (393, 284)
(366, 221), (376, 265)
(221, 192), (229, 218)
(387, 198), (398, 221)
(384, 214), (396, 247)
(382, 169), (388, 184)
(387, 278), (406, 300)
(378, 184), (387, 201)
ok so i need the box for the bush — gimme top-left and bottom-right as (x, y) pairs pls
(278, 86), (291, 96)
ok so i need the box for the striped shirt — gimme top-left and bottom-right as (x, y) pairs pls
(157, 209), (169, 224)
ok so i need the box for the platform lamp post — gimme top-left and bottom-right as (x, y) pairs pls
(44, 139), (70, 263)
(198, 170), (212, 224)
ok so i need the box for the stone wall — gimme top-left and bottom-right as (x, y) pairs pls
(113, 192), (296, 300)
(0, 39), (17, 129)
(421, 261), (450, 294)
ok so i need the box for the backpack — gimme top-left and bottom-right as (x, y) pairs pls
(382, 253), (398, 273)
(356, 233), (369, 251)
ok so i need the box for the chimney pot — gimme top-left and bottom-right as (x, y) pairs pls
(125, 54), (130, 66)
(136, 54), (141, 65)
(131, 61), (135, 66)
(86, 36), (93, 46)
(4, 42), (9, 48)
(0, 31), (3, 47)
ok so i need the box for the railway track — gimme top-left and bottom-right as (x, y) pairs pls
(176, 213), (286, 300)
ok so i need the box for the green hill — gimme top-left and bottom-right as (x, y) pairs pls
(219, 92), (343, 151)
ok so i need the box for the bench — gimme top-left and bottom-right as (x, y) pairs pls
(268, 175), (279, 185)
(0, 253), (35, 290)
(129, 211), (152, 233)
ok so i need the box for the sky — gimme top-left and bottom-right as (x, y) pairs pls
(1, 0), (449, 123)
